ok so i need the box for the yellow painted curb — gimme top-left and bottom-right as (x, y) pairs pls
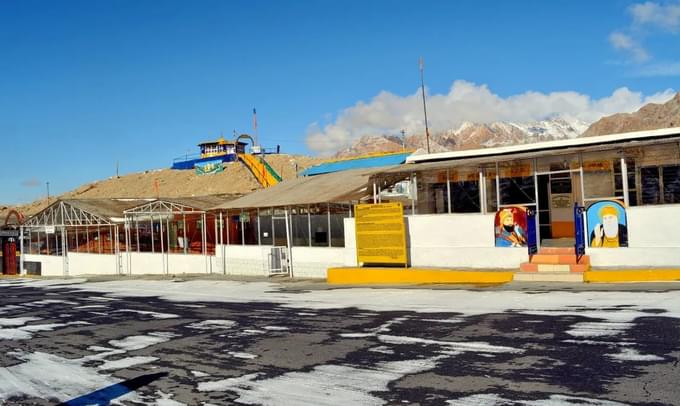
(327, 267), (514, 285)
(584, 269), (680, 283)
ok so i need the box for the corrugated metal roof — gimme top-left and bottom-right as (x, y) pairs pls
(62, 199), (152, 219)
(211, 167), (388, 210)
(300, 152), (412, 176)
(407, 126), (680, 164)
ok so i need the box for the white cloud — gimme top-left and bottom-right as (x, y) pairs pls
(305, 81), (676, 155)
(630, 1), (680, 32)
(608, 32), (649, 62)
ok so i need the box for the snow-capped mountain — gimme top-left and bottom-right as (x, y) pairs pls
(334, 116), (590, 158)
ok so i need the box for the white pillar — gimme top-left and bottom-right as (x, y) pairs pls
(621, 157), (630, 207)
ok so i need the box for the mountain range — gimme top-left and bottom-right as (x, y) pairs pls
(335, 92), (680, 158)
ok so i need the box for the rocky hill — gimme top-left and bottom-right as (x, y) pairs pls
(583, 92), (680, 137)
(0, 154), (323, 220)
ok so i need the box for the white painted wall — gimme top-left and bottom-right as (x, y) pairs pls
(166, 254), (209, 275)
(291, 247), (345, 278)
(68, 253), (118, 275)
(218, 244), (270, 276)
(22, 254), (64, 276)
(128, 252), (165, 275)
(404, 214), (528, 269)
(588, 204), (680, 267)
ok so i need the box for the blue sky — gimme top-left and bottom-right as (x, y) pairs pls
(1, 0), (679, 204)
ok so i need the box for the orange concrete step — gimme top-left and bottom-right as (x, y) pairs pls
(538, 247), (575, 255)
(519, 262), (590, 274)
(530, 254), (590, 265)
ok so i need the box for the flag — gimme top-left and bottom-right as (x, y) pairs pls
(252, 108), (257, 131)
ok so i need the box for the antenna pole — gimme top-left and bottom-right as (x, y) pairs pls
(400, 129), (406, 151)
(419, 57), (431, 154)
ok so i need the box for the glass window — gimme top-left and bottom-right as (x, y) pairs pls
(498, 160), (535, 205)
(663, 165), (680, 204)
(291, 206), (310, 247)
(259, 209), (273, 245)
(310, 204), (329, 247)
(329, 204), (348, 247)
(641, 167), (661, 205)
(416, 170), (448, 214)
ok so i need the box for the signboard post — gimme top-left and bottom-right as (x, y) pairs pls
(574, 203), (586, 263)
(526, 207), (538, 257)
(354, 202), (408, 267)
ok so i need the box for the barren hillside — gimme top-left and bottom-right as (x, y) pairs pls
(1, 154), (323, 220)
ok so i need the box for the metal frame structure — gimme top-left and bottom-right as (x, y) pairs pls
(21, 200), (126, 277)
(123, 200), (210, 275)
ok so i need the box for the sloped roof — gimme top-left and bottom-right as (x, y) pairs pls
(211, 167), (386, 210)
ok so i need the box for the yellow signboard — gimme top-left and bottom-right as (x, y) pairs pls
(354, 202), (408, 266)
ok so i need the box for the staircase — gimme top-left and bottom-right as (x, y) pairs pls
(515, 247), (589, 282)
(238, 153), (281, 188)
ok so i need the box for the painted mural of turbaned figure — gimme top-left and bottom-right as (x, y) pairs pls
(587, 201), (628, 248)
(495, 207), (527, 248)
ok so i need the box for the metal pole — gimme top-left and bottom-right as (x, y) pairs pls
(495, 162), (501, 209)
(284, 207), (293, 278)
(327, 203), (331, 247)
(98, 226), (102, 254)
(621, 157), (630, 207)
(533, 158), (541, 248)
(202, 213), (208, 273)
(419, 57), (431, 154)
(241, 210), (245, 245)
(479, 168), (486, 214)
(86, 226), (90, 253)
(75, 226), (79, 253)
(307, 205), (312, 247)
(150, 218), (154, 253)
(19, 227), (24, 275)
(446, 169), (452, 214)
(257, 208), (261, 245)
(135, 219), (139, 253)
(182, 214), (187, 254)
(159, 215), (165, 274)
(220, 212), (226, 274)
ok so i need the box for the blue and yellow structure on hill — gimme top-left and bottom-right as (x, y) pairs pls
(171, 135), (282, 188)
(171, 136), (247, 170)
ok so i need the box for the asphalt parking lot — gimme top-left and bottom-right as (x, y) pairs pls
(1, 277), (679, 405)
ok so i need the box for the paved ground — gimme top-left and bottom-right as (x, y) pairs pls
(0, 277), (679, 405)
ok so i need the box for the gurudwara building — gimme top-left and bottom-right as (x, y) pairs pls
(14, 126), (680, 282)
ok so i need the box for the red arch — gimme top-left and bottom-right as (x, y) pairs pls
(4, 209), (24, 226)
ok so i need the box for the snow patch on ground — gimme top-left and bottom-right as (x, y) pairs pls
(113, 309), (179, 319)
(378, 335), (523, 354)
(109, 332), (177, 351)
(263, 326), (288, 331)
(0, 316), (42, 327)
(566, 322), (634, 338)
(98, 356), (159, 370)
(187, 320), (237, 330)
(227, 351), (258, 359)
(447, 393), (627, 405)
(0, 351), (137, 403)
(198, 357), (444, 405)
(0, 321), (91, 340)
(191, 370), (211, 377)
(607, 348), (664, 362)
(38, 280), (680, 326)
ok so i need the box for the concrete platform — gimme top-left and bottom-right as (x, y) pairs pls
(584, 269), (680, 283)
(513, 272), (584, 282)
(327, 267), (514, 285)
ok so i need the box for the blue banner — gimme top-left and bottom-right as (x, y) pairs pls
(526, 207), (538, 255)
(574, 203), (586, 259)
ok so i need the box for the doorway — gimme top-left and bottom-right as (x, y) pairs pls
(536, 169), (582, 246)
